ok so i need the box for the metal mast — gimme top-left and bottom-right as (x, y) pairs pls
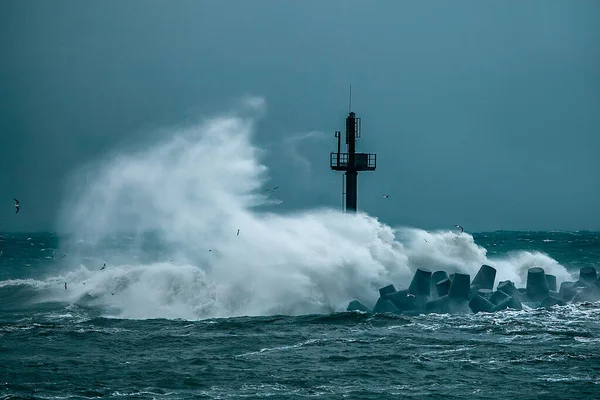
(330, 101), (377, 213)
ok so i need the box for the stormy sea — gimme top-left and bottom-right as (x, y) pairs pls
(2, 100), (599, 399)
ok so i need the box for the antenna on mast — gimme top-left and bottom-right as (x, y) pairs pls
(348, 84), (352, 112)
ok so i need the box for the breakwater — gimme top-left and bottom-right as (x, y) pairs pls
(348, 265), (600, 315)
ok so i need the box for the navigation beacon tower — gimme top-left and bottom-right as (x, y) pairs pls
(330, 92), (377, 213)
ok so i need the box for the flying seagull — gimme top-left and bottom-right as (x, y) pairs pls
(265, 186), (279, 192)
(455, 224), (464, 233)
(382, 194), (390, 199)
(14, 199), (19, 214)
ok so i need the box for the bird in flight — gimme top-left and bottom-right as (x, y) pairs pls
(455, 224), (464, 233)
(237, 229), (240, 236)
(265, 186), (279, 192)
(14, 199), (19, 214)
(382, 194), (390, 199)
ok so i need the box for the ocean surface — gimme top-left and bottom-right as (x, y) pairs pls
(1, 230), (600, 400)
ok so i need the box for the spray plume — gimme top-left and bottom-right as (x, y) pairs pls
(45, 96), (571, 320)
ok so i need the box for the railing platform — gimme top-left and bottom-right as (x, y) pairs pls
(330, 152), (376, 171)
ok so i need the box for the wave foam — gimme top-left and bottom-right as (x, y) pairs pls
(23, 96), (572, 320)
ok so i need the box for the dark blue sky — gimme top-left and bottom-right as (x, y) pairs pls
(1, 0), (599, 232)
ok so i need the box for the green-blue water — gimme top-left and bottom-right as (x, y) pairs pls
(1, 231), (600, 399)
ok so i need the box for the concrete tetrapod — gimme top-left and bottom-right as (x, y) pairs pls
(408, 268), (432, 297)
(430, 271), (449, 299)
(469, 295), (495, 313)
(372, 297), (399, 314)
(426, 273), (472, 314)
(489, 290), (510, 306)
(497, 280), (520, 299)
(346, 300), (371, 313)
(472, 264), (497, 290)
(386, 289), (419, 312)
(379, 284), (397, 298)
(448, 273), (471, 300)
(545, 274), (557, 292)
(492, 296), (523, 312)
(436, 279), (451, 297)
(559, 281), (577, 302)
(346, 265), (596, 316)
(477, 289), (493, 299)
(432, 271), (449, 285)
(540, 297), (566, 309)
(525, 267), (550, 301)
(579, 267), (597, 285)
